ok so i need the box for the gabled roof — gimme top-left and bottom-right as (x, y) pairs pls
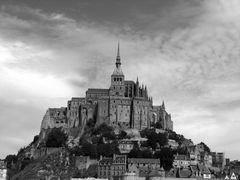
(209, 166), (221, 173)
(198, 164), (211, 174)
(139, 166), (150, 177)
(174, 155), (190, 161)
(149, 169), (164, 177)
(128, 158), (160, 164)
(190, 165), (199, 172)
(178, 168), (192, 178)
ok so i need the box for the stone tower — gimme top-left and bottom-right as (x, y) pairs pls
(110, 43), (125, 96)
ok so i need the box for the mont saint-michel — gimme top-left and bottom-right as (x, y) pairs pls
(1, 0), (240, 180)
(40, 44), (173, 136)
(2, 46), (238, 180)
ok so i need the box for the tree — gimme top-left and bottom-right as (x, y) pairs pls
(199, 142), (211, 153)
(5, 155), (18, 168)
(69, 146), (83, 156)
(118, 130), (127, 139)
(45, 128), (68, 147)
(81, 141), (98, 158)
(97, 141), (119, 157)
(128, 147), (153, 158)
(93, 123), (113, 135)
(154, 148), (174, 171)
(168, 130), (185, 145)
(140, 129), (168, 149)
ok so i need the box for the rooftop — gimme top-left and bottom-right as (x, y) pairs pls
(174, 155), (190, 161)
(128, 158), (160, 164)
(87, 88), (109, 93)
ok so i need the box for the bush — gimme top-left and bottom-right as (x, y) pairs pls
(46, 128), (68, 147)
(93, 123), (113, 135)
(140, 129), (168, 149)
(154, 147), (174, 171)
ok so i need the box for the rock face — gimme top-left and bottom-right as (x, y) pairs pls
(41, 107), (68, 130)
(11, 149), (77, 180)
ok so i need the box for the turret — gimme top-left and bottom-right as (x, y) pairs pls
(145, 85), (148, 98)
(141, 84), (144, 97)
(162, 101), (165, 110)
(136, 77), (139, 97)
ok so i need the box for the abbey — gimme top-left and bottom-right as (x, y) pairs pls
(41, 44), (173, 131)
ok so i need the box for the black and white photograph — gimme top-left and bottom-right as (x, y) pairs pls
(0, 0), (240, 179)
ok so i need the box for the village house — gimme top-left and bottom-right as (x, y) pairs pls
(98, 154), (127, 180)
(128, 158), (160, 177)
(173, 154), (191, 168)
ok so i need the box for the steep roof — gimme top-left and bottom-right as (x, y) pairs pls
(174, 155), (190, 161)
(128, 158), (160, 164)
(198, 164), (211, 174)
(190, 165), (199, 172)
(178, 168), (192, 178)
(112, 66), (124, 76)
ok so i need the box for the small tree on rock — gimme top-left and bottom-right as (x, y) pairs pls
(46, 128), (68, 147)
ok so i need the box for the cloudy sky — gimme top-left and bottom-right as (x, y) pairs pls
(0, 0), (240, 160)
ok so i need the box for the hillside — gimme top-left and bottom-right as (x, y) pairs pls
(4, 121), (208, 179)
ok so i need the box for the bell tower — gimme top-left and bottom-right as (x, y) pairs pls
(110, 42), (125, 96)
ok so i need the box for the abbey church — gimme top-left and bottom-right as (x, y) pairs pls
(41, 44), (173, 132)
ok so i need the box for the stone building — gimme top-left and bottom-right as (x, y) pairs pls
(212, 152), (226, 169)
(173, 154), (191, 168)
(98, 154), (127, 180)
(41, 107), (68, 129)
(128, 158), (161, 177)
(40, 44), (173, 132)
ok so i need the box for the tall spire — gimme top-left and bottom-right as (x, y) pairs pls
(116, 41), (121, 67)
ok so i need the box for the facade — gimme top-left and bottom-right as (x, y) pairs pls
(173, 155), (191, 168)
(98, 154), (127, 180)
(128, 158), (160, 177)
(118, 140), (135, 154)
(75, 156), (98, 170)
(188, 145), (201, 165)
(0, 161), (7, 180)
(40, 44), (173, 132)
(41, 107), (68, 129)
(212, 152), (226, 169)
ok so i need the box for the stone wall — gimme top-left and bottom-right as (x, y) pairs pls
(132, 99), (151, 130)
(67, 98), (85, 128)
(41, 108), (68, 130)
(33, 147), (63, 159)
